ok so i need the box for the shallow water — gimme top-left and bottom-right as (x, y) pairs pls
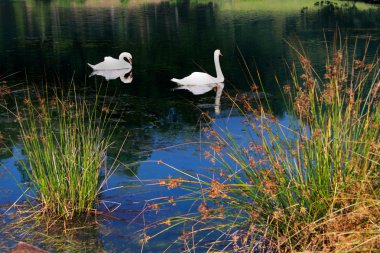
(0, 0), (379, 252)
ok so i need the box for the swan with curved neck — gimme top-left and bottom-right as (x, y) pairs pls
(88, 52), (132, 70)
(171, 49), (224, 85)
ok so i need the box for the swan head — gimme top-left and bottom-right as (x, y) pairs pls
(214, 49), (223, 57)
(119, 52), (133, 65)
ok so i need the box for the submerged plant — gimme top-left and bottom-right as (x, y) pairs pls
(146, 36), (380, 252)
(6, 84), (118, 220)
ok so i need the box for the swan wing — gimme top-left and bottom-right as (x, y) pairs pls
(90, 57), (131, 70)
(103, 56), (123, 66)
(104, 56), (116, 62)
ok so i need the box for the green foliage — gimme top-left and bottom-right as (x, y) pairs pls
(15, 86), (116, 220)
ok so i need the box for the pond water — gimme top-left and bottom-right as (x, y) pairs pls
(0, 0), (379, 252)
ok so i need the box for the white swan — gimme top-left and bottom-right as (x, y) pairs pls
(88, 52), (132, 70)
(171, 49), (224, 85)
(89, 69), (133, 84)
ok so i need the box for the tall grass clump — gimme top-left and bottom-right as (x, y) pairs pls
(9, 85), (116, 220)
(147, 36), (380, 252)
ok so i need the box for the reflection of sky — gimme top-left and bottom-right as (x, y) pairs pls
(99, 136), (214, 251)
(95, 110), (297, 252)
(0, 145), (27, 205)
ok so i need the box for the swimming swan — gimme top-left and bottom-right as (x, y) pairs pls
(88, 52), (132, 70)
(171, 49), (224, 85)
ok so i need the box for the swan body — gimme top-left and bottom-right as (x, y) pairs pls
(171, 49), (224, 85)
(88, 52), (132, 70)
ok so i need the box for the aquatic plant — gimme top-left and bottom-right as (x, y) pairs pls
(6, 84), (118, 220)
(145, 36), (380, 252)
(1, 213), (108, 253)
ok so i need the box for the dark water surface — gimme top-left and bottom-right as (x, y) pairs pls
(0, 0), (379, 252)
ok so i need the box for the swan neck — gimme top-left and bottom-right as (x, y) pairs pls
(214, 53), (224, 81)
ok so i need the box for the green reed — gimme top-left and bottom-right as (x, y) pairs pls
(148, 37), (380, 252)
(13, 85), (115, 220)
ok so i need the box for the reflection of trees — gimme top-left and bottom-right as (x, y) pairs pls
(0, 117), (22, 160)
(1, 0), (378, 105)
(0, 0), (378, 154)
(0, 0), (379, 147)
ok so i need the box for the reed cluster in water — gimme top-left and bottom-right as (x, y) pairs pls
(9, 85), (116, 220)
(148, 36), (380, 252)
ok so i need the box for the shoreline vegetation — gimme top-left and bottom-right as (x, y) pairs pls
(145, 35), (380, 251)
(1, 84), (120, 221)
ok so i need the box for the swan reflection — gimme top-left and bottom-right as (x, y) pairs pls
(174, 82), (224, 115)
(89, 69), (133, 84)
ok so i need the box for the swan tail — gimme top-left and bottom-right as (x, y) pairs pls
(171, 78), (188, 85)
(87, 63), (95, 69)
